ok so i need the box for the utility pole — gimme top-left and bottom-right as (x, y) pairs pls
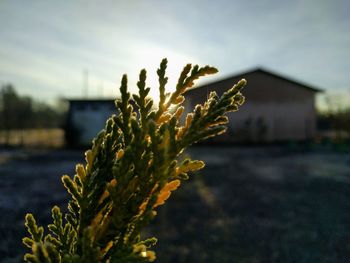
(100, 81), (104, 97)
(83, 69), (89, 98)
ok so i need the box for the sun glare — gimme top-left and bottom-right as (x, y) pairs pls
(83, 46), (204, 105)
(130, 46), (199, 103)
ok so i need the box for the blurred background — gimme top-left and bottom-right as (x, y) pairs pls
(0, 1), (349, 262)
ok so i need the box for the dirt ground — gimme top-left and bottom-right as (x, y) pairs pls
(0, 146), (350, 263)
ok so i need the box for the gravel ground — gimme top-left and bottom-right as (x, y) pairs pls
(0, 146), (350, 262)
(0, 149), (82, 262)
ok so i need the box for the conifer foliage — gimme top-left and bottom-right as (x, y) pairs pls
(23, 59), (246, 262)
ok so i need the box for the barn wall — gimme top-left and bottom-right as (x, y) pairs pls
(227, 100), (316, 142)
(184, 71), (318, 142)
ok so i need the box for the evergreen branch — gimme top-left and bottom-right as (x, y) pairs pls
(23, 58), (246, 262)
(165, 64), (218, 110)
(24, 214), (44, 243)
(133, 69), (152, 129)
(157, 58), (168, 114)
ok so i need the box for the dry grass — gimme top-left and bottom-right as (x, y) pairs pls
(0, 128), (65, 148)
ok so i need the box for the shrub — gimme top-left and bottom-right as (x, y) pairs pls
(23, 58), (246, 262)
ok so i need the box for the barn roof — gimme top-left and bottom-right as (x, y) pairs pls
(189, 67), (322, 93)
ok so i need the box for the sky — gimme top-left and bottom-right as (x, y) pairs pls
(0, 0), (349, 109)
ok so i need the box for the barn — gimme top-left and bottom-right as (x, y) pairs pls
(184, 68), (322, 143)
(65, 68), (322, 146)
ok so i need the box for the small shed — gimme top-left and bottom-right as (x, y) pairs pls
(65, 99), (116, 147)
(184, 68), (322, 143)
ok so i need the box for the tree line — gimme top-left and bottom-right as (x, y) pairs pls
(0, 84), (65, 145)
